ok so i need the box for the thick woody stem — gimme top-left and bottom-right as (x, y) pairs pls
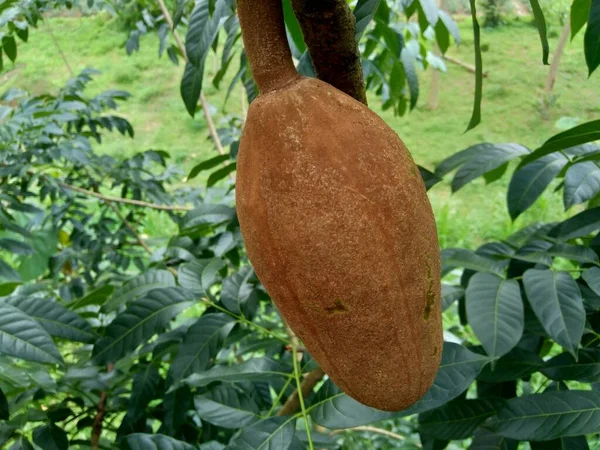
(291, 0), (367, 105)
(236, 0), (300, 93)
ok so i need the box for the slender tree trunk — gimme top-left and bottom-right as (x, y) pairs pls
(544, 20), (571, 95)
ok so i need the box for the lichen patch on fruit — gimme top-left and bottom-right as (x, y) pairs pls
(423, 261), (435, 320)
(324, 299), (349, 315)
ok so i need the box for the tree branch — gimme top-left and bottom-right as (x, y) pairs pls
(106, 201), (153, 255)
(91, 364), (114, 450)
(59, 182), (193, 211)
(331, 425), (409, 443)
(291, 0), (367, 105)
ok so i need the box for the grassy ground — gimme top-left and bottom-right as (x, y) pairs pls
(2, 12), (599, 248)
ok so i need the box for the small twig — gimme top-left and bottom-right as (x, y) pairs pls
(331, 426), (408, 443)
(59, 181), (193, 211)
(106, 201), (153, 255)
(45, 19), (74, 77)
(155, 0), (226, 157)
(443, 54), (489, 78)
(91, 364), (114, 450)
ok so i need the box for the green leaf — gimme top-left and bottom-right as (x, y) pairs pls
(92, 287), (194, 365)
(161, 387), (192, 436)
(180, 204), (235, 236)
(354, 0), (382, 40)
(466, 273), (524, 359)
(282, 0), (305, 53)
(571, 0), (591, 39)
(0, 239), (32, 255)
(0, 282), (19, 296)
(451, 144), (529, 192)
(128, 364), (162, 422)
(228, 416), (296, 450)
(418, 166), (442, 191)
(483, 162), (509, 184)
(1, 36), (16, 62)
(310, 343), (489, 428)
(0, 259), (20, 282)
(442, 248), (504, 276)
(564, 162), (600, 209)
(178, 258), (226, 297)
(541, 349), (600, 382)
(419, 398), (503, 440)
(181, 358), (288, 389)
(180, 0), (227, 116)
(583, 267), (600, 296)
(0, 387), (7, 420)
(477, 347), (543, 383)
(545, 243), (599, 264)
(439, 10), (461, 44)
(207, 162), (236, 187)
(9, 436), (34, 450)
(507, 153), (569, 220)
(418, 0), (438, 26)
(552, 206), (600, 239)
(103, 270), (175, 312)
(469, 428), (517, 450)
(122, 434), (196, 450)
(585, 0), (600, 75)
(519, 120), (600, 168)
(531, 435), (589, 450)
(488, 390), (600, 440)
(180, 62), (205, 117)
(169, 313), (235, 384)
(436, 145), (483, 177)
(523, 269), (585, 357)
(221, 266), (257, 316)
(6, 296), (95, 343)
(32, 424), (68, 450)
(194, 384), (261, 428)
(0, 302), (63, 365)
(188, 155), (229, 180)
(466, 0), (482, 131)
(528, 0), (549, 64)
(68, 285), (115, 310)
(401, 45), (419, 110)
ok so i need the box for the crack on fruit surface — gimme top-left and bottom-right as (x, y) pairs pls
(324, 299), (349, 315)
(423, 261), (435, 320)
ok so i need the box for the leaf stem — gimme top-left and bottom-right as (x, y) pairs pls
(266, 376), (294, 417)
(292, 345), (314, 450)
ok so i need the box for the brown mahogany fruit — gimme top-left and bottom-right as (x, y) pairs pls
(235, 0), (442, 411)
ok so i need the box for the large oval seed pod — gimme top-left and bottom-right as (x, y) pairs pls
(235, 0), (442, 411)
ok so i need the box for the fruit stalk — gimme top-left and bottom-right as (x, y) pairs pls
(236, 0), (300, 93)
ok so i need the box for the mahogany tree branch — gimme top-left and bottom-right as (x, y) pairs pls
(91, 364), (114, 450)
(291, 0), (367, 105)
(59, 182), (193, 211)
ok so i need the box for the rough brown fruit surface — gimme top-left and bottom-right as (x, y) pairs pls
(236, 0), (442, 412)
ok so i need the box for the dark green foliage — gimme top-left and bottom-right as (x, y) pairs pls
(0, 0), (598, 448)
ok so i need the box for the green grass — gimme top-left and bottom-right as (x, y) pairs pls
(2, 13), (599, 249)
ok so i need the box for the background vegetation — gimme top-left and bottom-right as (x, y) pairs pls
(0, 0), (599, 448)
